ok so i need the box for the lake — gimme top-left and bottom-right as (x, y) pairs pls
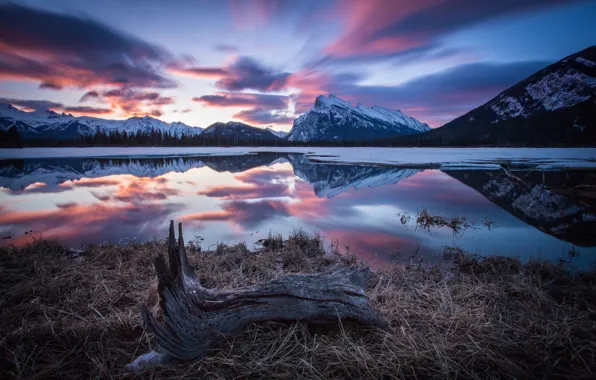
(1, 150), (595, 269)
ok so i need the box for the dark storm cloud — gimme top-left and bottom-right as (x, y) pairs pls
(0, 201), (184, 247)
(174, 56), (290, 92)
(168, 65), (229, 79)
(318, 0), (584, 66)
(216, 56), (290, 91)
(0, 98), (63, 111)
(193, 92), (289, 109)
(197, 182), (290, 200)
(193, 92), (292, 125)
(374, 0), (575, 41)
(39, 82), (63, 90)
(101, 88), (174, 113)
(61, 106), (111, 115)
(0, 4), (176, 89)
(80, 90), (100, 102)
(0, 97), (111, 115)
(233, 108), (294, 125)
(182, 199), (289, 229)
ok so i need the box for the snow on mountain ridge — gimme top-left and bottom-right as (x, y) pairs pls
(0, 104), (204, 138)
(487, 47), (596, 122)
(265, 127), (288, 138)
(286, 94), (430, 142)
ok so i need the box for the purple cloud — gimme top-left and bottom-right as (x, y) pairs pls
(233, 108), (294, 125)
(39, 82), (63, 90)
(0, 4), (176, 89)
(193, 92), (289, 109)
(80, 90), (99, 102)
(216, 56), (290, 91)
(0, 97), (111, 115)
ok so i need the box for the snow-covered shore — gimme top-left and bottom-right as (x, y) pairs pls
(1, 147), (595, 169)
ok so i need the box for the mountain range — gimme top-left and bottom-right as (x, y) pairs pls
(0, 104), (204, 140)
(0, 45), (594, 146)
(201, 121), (282, 143)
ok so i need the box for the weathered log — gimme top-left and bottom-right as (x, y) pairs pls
(128, 221), (389, 370)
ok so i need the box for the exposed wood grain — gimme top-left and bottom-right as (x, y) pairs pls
(130, 221), (389, 369)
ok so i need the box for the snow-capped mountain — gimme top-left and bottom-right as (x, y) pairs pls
(201, 121), (282, 143)
(265, 127), (288, 138)
(0, 104), (204, 140)
(285, 94), (431, 142)
(412, 45), (596, 146)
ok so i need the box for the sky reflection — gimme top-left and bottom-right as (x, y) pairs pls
(1, 154), (594, 269)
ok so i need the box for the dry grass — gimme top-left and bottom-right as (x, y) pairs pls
(1, 232), (595, 379)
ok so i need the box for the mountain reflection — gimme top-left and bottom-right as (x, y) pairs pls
(1, 153), (595, 267)
(445, 170), (596, 246)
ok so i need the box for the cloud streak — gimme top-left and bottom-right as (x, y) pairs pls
(173, 56), (290, 92)
(233, 108), (294, 125)
(193, 92), (289, 109)
(285, 60), (550, 126)
(182, 199), (289, 229)
(0, 97), (112, 116)
(317, 0), (579, 65)
(0, 4), (176, 89)
(102, 87), (174, 114)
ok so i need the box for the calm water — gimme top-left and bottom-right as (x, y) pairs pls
(1, 153), (595, 269)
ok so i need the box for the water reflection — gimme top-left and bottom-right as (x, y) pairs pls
(1, 154), (595, 268)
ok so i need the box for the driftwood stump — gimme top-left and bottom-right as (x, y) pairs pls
(128, 221), (389, 369)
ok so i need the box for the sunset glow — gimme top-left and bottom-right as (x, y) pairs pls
(0, 1), (595, 130)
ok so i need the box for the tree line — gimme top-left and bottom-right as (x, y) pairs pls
(1, 127), (456, 147)
(0, 126), (20, 147)
(3, 125), (573, 148)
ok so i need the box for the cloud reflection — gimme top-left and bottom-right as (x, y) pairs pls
(0, 202), (183, 247)
(2, 154), (593, 266)
(182, 199), (290, 229)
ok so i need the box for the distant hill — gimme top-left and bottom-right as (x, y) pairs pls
(285, 94), (430, 142)
(201, 121), (282, 144)
(391, 46), (596, 146)
(265, 127), (288, 138)
(0, 104), (204, 141)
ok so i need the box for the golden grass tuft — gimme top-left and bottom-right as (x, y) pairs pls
(1, 232), (595, 379)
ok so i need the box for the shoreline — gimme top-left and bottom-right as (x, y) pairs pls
(1, 233), (595, 379)
(1, 146), (596, 170)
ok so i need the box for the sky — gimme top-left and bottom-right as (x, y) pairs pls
(0, 0), (595, 131)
